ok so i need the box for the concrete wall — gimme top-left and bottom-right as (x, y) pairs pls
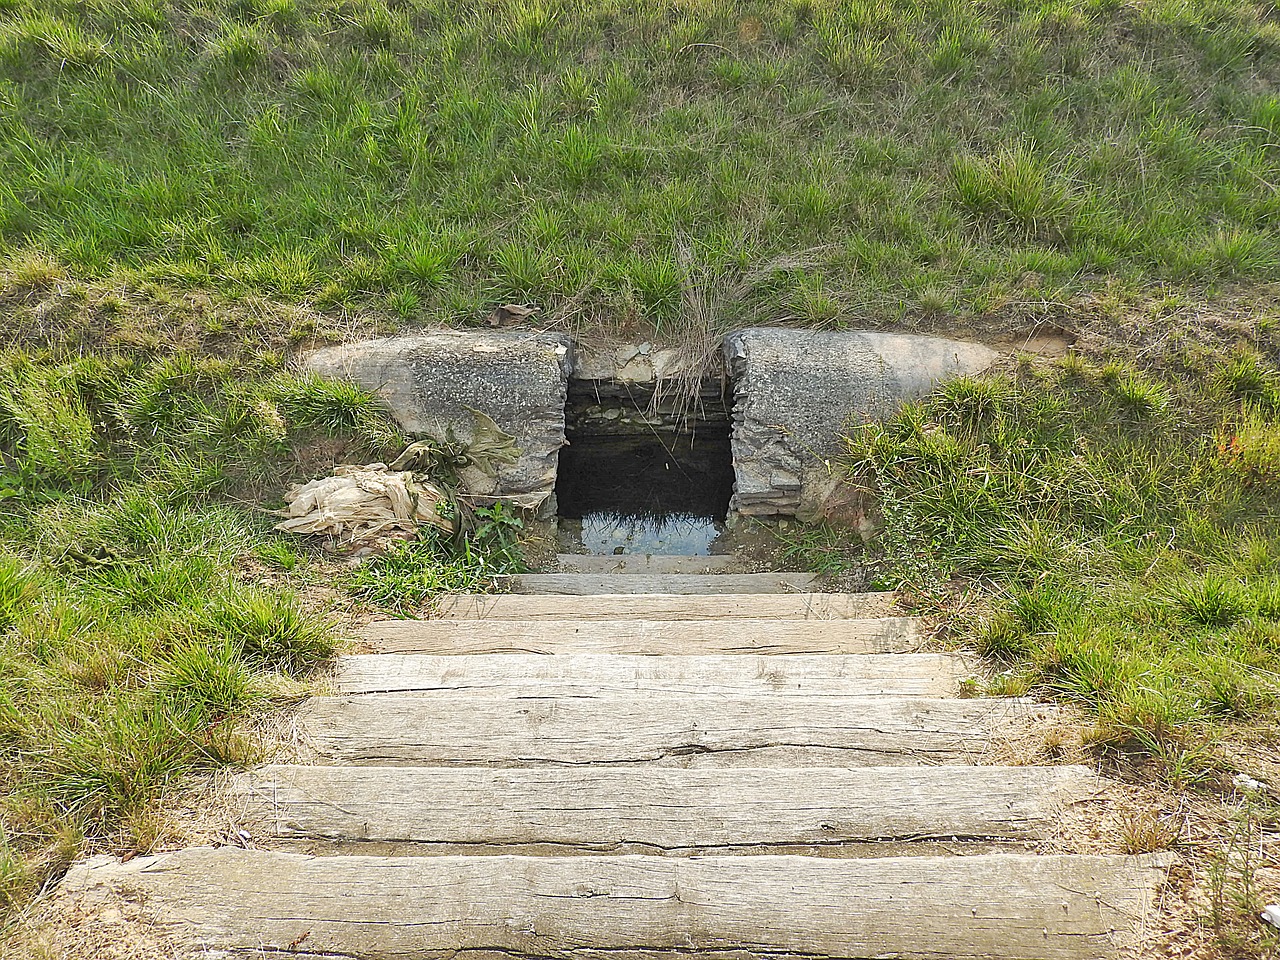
(724, 329), (998, 518)
(306, 328), (997, 520)
(306, 331), (573, 510)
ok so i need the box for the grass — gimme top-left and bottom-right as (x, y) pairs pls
(0, 343), (409, 919)
(0, 497), (332, 911)
(843, 349), (1280, 782)
(348, 503), (527, 611)
(0, 335), (532, 924)
(2, 0), (1280, 953)
(0, 1), (1279, 334)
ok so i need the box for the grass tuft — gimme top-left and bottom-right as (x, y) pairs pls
(348, 520), (525, 612)
(0, 557), (36, 632)
(270, 373), (396, 439)
(1166, 575), (1250, 628)
(202, 587), (334, 677)
(162, 639), (263, 717)
(951, 145), (1074, 239)
(1217, 353), (1279, 407)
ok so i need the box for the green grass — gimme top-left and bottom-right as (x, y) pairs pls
(348, 503), (528, 611)
(3, 0), (1280, 952)
(0, 339), (534, 922)
(1, 0), (1280, 331)
(843, 348), (1280, 784)
(0, 346), (405, 917)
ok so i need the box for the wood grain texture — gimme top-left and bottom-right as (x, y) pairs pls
(298, 692), (1054, 766)
(334, 653), (967, 697)
(239, 764), (1094, 845)
(554, 555), (739, 574)
(425, 592), (897, 621)
(63, 848), (1169, 960)
(506, 573), (817, 595)
(361, 616), (920, 655)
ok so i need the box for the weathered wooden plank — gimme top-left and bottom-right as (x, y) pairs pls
(335, 653), (966, 697)
(63, 848), (1169, 960)
(239, 764), (1094, 845)
(298, 693), (1054, 766)
(426, 592), (896, 621)
(506, 573), (818, 595)
(554, 554), (739, 574)
(362, 616), (920, 654)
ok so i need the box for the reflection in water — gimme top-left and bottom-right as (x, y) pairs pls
(567, 511), (726, 556)
(556, 427), (734, 557)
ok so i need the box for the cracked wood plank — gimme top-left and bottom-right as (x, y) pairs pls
(554, 555), (739, 574)
(361, 616), (920, 654)
(334, 653), (967, 697)
(425, 592), (897, 621)
(62, 848), (1170, 960)
(297, 692), (1055, 766)
(505, 573), (818, 595)
(237, 764), (1094, 845)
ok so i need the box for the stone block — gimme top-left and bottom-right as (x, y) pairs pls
(724, 328), (998, 516)
(305, 331), (573, 509)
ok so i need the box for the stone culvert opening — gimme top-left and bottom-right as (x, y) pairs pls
(556, 378), (734, 555)
(302, 329), (1005, 535)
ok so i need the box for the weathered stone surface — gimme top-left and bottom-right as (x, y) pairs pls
(724, 329), (997, 516)
(306, 331), (573, 508)
(572, 341), (721, 382)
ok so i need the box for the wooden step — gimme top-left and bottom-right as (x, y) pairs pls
(63, 848), (1169, 960)
(505, 572), (817, 594)
(555, 554), (739, 574)
(405, 590), (896, 622)
(299, 693), (1054, 766)
(240, 764), (1094, 846)
(334, 653), (967, 697)
(362, 616), (920, 654)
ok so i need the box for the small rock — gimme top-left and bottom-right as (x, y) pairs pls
(1261, 905), (1280, 929)
(1233, 774), (1265, 793)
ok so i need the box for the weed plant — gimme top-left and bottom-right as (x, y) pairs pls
(1, 1), (1280, 331)
(348, 502), (527, 610)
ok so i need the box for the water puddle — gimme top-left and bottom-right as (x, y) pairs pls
(560, 512), (726, 556)
(555, 410), (733, 556)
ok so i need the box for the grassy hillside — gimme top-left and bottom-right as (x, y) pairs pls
(1, 0), (1280, 332)
(3, 0), (1280, 954)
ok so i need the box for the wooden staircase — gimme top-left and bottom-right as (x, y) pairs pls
(61, 559), (1168, 959)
